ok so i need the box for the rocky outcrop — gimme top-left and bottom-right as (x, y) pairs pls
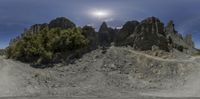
(82, 26), (98, 50)
(29, 23), (48, 33)
(116, 17), (169, 51)
(164, 21), (195, 53)
(184, 33), (194, 48)
(115, 21), (139, 46)
(165, 20), (177, 34)
(114, 17), (196, 53)
(98, 22), (116, 47)
(49, 17), (76, 29)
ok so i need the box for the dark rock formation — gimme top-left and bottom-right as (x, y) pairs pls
(114, 17), (197, 53)
(82, 26), (98, 50)
(98, 22), (116, 47)
(29, 23), (48, 33)
(116, 17), (169, 51)
(49, 17), (76, 29)
(164, 21), (194, 52)
(184, 33), (194, 48)
(115, 21), (139, 46)
(165, 20), (177, 34)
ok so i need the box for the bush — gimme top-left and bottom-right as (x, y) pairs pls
(7, 27), (89, 65)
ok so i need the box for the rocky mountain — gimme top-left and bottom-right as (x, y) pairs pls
(125, 17), (169, 51)
(164, 20), (195, 53)
(26, 16), (197, 54)
(115, 17), (196, 53)
(98, 22), (116, 46)
(115, 21), (139, 46)
(7, 16), (198, 66)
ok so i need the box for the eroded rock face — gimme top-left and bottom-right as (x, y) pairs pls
(184, 34), (194, 48)
(125, 17), (169, 51)
(115, 21), (139, 46)
(98, 22), (116, 47)
(115, 17), (196, 53)
(164, 21), (195, 52)
(165, 20), (177, 34)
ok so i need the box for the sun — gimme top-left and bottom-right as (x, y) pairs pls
(91, 10), (110, 18)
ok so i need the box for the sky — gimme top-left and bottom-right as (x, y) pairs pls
(0, 0), (200, 48)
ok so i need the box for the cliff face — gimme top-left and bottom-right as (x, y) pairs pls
(115, 17), (169, 51)
(126, 17), (169, 51)
(98, 22), (116, 47)
(164, 21), (195, 53)
(184, 34), (194, 48)
(115, 21), (139, 46)
(115, 17), (196, 53)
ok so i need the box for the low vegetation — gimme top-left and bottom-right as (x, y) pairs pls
(7, 27), (89, 64)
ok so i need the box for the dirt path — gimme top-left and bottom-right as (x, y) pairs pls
(127, 49), (200, 62)
(140, 56), (200, 97)
(0, 57), (36, 97)
(0, 57), (19, 96)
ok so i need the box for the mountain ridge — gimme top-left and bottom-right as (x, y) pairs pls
(6, 16), (198, 66)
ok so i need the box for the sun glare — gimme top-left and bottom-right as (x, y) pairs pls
(91, 10), (110, 18)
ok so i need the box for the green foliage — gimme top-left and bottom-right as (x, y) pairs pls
(7, 27), (89, 64)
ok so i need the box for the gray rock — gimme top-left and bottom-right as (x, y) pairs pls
(115, 21), (139, 46)
(184, 33), (194, 48)
(98, 22), (116, 47)
(126, 17), (169, 51)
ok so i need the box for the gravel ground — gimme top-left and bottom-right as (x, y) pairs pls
(0, 46), (199, 98)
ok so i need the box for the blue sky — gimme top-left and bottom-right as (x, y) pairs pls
(0, 0), (200, 48)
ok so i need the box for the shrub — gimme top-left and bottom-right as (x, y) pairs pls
(7, 27), (89, 65)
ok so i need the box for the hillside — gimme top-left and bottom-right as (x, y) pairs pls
(6, 17), (198, 67)
(0, 46), (200, 98)
(1, 16), (200, 98)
